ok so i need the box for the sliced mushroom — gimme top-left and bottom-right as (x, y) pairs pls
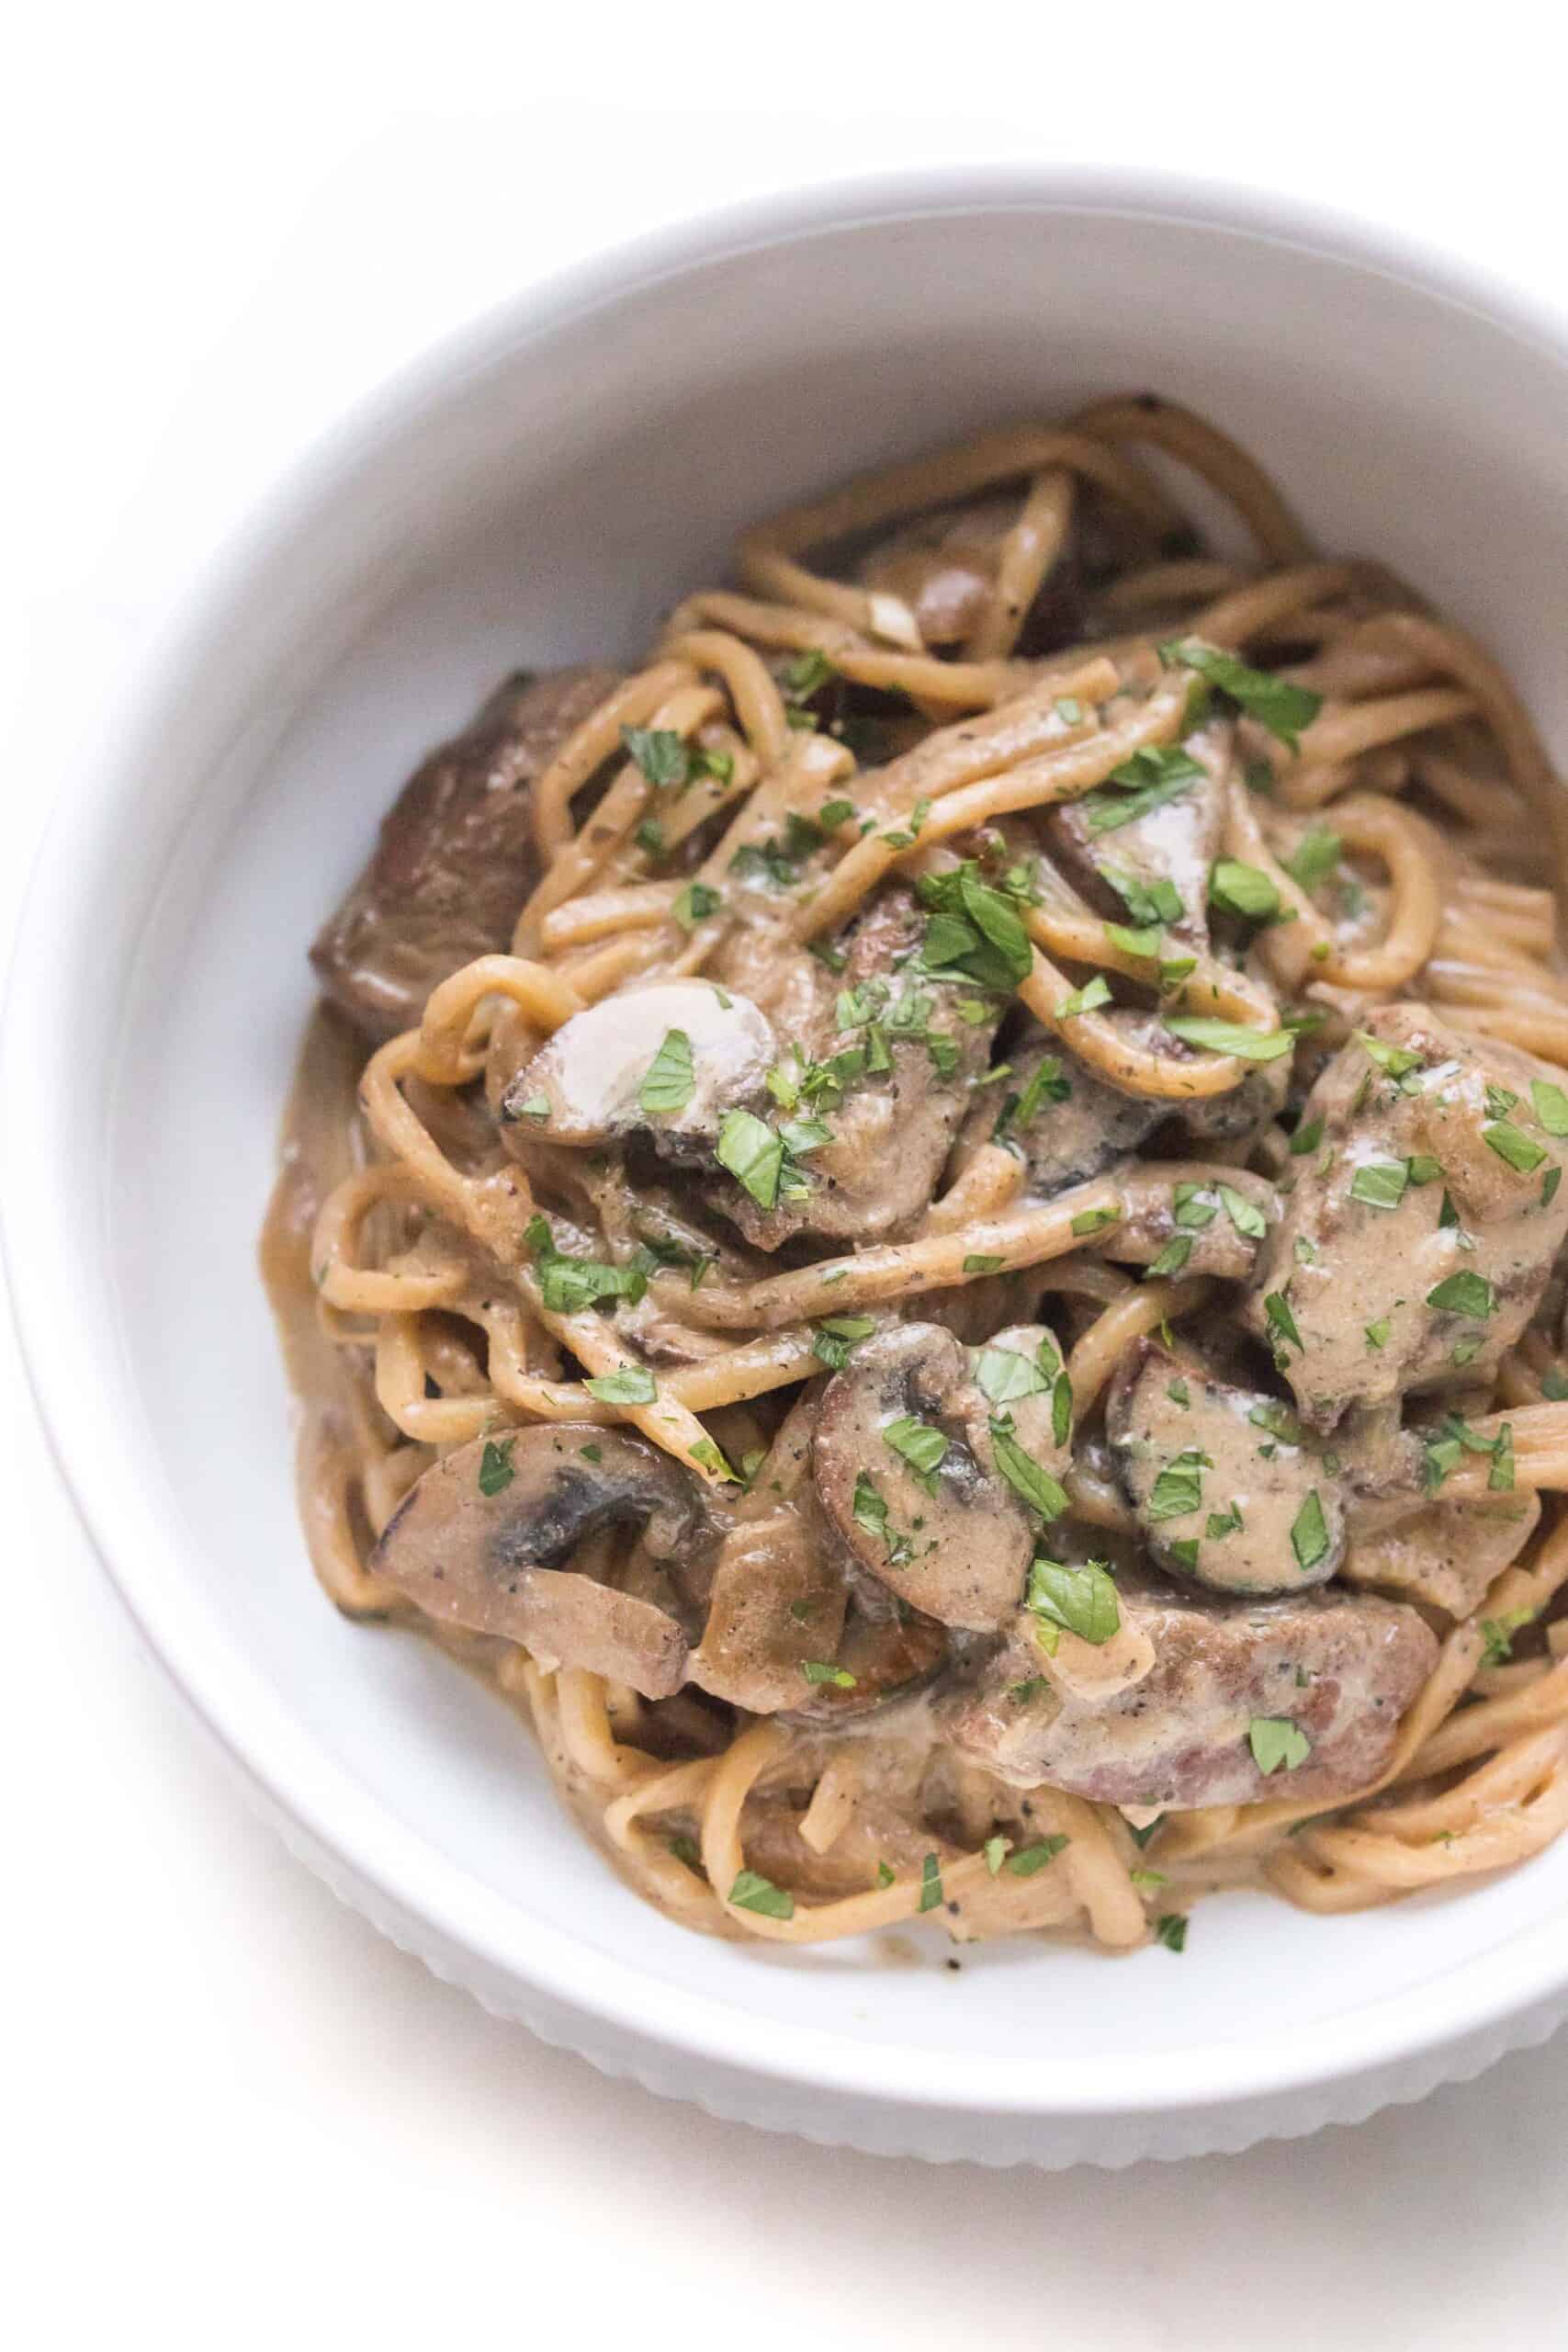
(502, 979), (774, 1154)
(691, 1510), (849, 1713)
(370, 1424), (714, 1698)
(813, 1322), (1065, 1631)
(1044, 716), (1232, 956)
(1106, 1338), (1344, 1594)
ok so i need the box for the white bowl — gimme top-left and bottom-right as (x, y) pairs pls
(11, 166), (1568, 2168)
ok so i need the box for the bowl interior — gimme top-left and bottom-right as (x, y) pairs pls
(41, 192), (1568, 2101)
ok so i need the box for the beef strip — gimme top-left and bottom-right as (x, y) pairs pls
(311, 664), (618, 1038)
(941, 1571), (1437, 1807)
(1343, 1490), (1541, 1617)
(1245, 1004), (1568, 1430)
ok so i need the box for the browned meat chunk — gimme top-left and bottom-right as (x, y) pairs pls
(707, 888), (998, 1249)
(1102, 1164), (1280, 1280)
(1043, 717), (1231, 955)
(1344, 1490), (1541, 1617)
(812, 1320), (1068, 1631)
(370, 1423), (713, 1698)
(961, 1031), (1163, 1198)
(856, 497), (1017, 644)
(311, 664), (618, 1038)
(942, 1574), (1437, 1807)
(1107, 1339), (1344, 1594)
(1245, 1005), (1568, 1430)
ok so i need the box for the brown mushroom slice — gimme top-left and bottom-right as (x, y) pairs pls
(1106, 1338), (1345, 1595)
(691, 1510), (849, 1713)
(370, 1424), (714, 1698)
(813, 1322), (1058, 1632)
(502, 979), (774, 1153)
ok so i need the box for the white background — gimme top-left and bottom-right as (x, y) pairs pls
(8, 8), (1568, 2345)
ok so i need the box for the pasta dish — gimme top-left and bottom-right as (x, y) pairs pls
(262, 396), (1568, 1953)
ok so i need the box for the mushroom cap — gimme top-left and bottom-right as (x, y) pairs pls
(371, 1424), (715, 1698)
(813, 1321), (1038, 1631)
(502, 979), (774, 1148)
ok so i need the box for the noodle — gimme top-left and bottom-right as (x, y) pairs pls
(263, 395), (1568, 1958)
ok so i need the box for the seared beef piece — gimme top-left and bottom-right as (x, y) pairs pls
(1245, 1004), (1568, 1430)
(1344, 1490), (1541, 1618)
(942, 1571), (1437, 1808)
(1106, 1339), (1345, 1596)
(959, 1032), (1164, 1199)
(311, 664), (618, 1039)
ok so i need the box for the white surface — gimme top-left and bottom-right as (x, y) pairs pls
(21, 168), (1568, 2165)
(8, 5), (1568, 2343)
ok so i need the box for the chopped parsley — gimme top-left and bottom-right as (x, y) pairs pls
(584, 1364), (658, 1406)
(637, 1027), (694, 1118)
(801, 1661), (856, 1689)
(1077, 743), (1204, 834)
(1530, 1079), (1568, 1137)
(478, 1438), (516, 1497)
(1159, 639), (1323, 751)
(728, 1870), (794, 1919)
(1350, 1159), (1409, 1212)
(1291, 1489), (1330, 1573)
(812, 1313), (876, 1371)
(1217, 1182), (1269, 1239)
(1427, 1272), (1496, 1319)
(621, 725), (689, 786)
(1164, 1016), (1292, 1062)
(1284, 826), (1342, 894)
(671, 880), (722, 932)
(1154, 1913), (1189, 1952)
(990, 1424), (1069, 1521)
(1147, 1447), (1209, 1521)
(884, 1414), (950, 1491)
(1005, 1836), (1069, 1877)
(1263, 1291), (1303, 1355)
(1029, 1556), (1120, 1645)
(918, 1853), (945, 1914)
(1483, 1120), (1548, 1175)
(716, 1109), (784, 1211)
(1247, 1716), (1312, 1775)
(1056, 974), (1112, 1020)
(525, 1216), (649, 1315)
(1209, 859), (1282, 923)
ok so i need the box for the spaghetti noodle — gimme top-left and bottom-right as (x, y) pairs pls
(262, 396), (1568, 1952)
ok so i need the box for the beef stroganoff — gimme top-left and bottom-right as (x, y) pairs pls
(262, 396), (1568, 1951)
